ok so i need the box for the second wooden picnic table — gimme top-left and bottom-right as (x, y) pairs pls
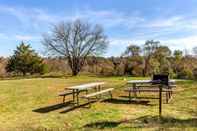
(127, 79), (176, 99)
(127, 79), (176, 117)
(65, 82), (105, 105)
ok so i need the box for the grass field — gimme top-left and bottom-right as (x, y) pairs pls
(0, 76), (196, 131)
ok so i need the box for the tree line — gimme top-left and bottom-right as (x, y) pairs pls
(1, 19), (197, 79)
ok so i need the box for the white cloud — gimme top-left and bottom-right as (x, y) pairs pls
(0, 32), (40, 41)
(0, 33), (9, 39)
(109, 38), (144, 46)
(0, 5), (197, 56)
(144, 16), (183, 28)
(0, 5), (144, 30)
(15, 35), (40, 41)
(140, 15), (197, 35)
(0, 5), (196, 35)
(66, 9), (144, 29)
(165, 36), (197, 50)
(0, 5), (64, 31)
(0, 6), (51, 22)
(107, 35), (197, 56)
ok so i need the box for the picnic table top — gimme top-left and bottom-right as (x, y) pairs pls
(127, 79), (176, 84)
(65, 82), (105, 90)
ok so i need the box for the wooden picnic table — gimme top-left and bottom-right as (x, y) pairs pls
(127, 79), (176, 84)
(65, 82), (105, 105)
(127, 79), (176, 98)
(127, 79), (176, 117)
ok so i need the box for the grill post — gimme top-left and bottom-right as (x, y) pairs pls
(159, 84), (162, 118)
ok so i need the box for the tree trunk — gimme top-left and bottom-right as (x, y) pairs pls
(71, 63), (80, 76)
(144, 61), (148, 77)
(143, 56), (150, 77)
(22, 70), (26, 76)
(72, 69), (79, 76)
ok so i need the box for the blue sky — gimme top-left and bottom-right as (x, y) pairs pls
(0, 0), (197, 57)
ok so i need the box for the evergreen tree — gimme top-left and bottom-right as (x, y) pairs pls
(6, 42), (48, 75)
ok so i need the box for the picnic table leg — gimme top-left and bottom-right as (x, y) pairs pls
(166, 92), (169, 104)
(170, 89), (172, 98)
(98, 85), (101, 91)
(169, 89), (173, 101)
(129, 90), (131, 102)
(63, 95), (66, 103)
(138, 86), (140, 94)
(167, 87), (172, 102)
(133, 83), (137, 98)
(88, 98), (91, 108)
(72, 89), (75, 103)
(98, 85), (102, 98)
(76, 89), (79, 105)
(109, 91), (113, 99)
(94, 86), (99, 100)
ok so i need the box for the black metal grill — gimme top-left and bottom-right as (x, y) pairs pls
(152, 74), (169, 86)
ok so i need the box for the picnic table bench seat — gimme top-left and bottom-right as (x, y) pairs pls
(58, 89), (88, 103)
(58, 91), (73, 103)
(81, 88), (114, 107)
(125, 87), (173, 103)
(128, 84), (176, 90)
(82, 88), (114, 98)
(58, 82), (106, 105)
(130, 85), (176, 91)
(125, 87), (173, 92)
(169, 84), (176, 88)
(58, 91), (73, 96)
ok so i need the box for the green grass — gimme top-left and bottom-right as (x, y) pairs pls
(0, 76), (196, 131)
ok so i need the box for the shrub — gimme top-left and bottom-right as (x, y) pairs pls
(6, 42), (47, 76)
(193, 68), (197, 80)
(177, 68), (193, 79)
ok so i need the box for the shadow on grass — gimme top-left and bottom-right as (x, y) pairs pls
(60, 101), (97, 113)
(84, 121), (122, 129)
(83, 116), (197, 129)
(33, 100), (97, 114)
(129, 116), (197, 128)
(101, 98), (155, 106)
(120, 95), (159, 100)
(33, 101), (73, 113)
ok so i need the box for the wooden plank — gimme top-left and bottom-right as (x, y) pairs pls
(127, 80), (176, 84)
(169, 85), (176, 88)
(58, 89), (88, 96)
(65, 82), (105, 90)
(82, 88), (114, 98)
(127, 80), (152, 84)
(58, 91), (73, 96)
(135, 85), (159, 88)
(125, 88), (172, 92)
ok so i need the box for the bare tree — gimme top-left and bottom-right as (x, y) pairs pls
(193, 47), (197, 57)
(123, 44), (141, 57)
(42, 19), (108, 76)
(143, 40), (160, 76)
